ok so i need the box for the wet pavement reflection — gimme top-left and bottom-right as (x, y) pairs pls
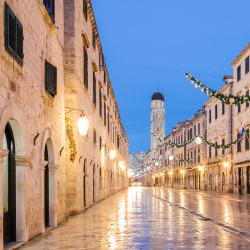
(20, 187), (250, 249)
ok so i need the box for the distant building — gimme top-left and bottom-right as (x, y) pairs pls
(150, 92), (165, 149)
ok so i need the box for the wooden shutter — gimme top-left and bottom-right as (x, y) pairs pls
(16, 19), (24, 60)
(84, 48), (88, 88)
(4, 3), (24, 63)
(45, 60), (57, 97)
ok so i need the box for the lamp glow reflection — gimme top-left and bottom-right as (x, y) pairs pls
(77, 115), (89, 136)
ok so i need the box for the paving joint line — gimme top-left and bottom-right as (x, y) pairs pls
(152, 194), (250, 241)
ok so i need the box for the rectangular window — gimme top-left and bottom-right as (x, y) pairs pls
(99, 89), (102, 117)
(245, 129), (250, 151)
(83, 0), (88, 21)
(215, 142), (218, 157)
(117, 135), (120, 149)
(99, 52), (104, 68)
(237, 65), (241, 82)
(237, 103), (241, 113)
(215, 105), (218, 119)
(198, 148), (200, 162)
(93, 129), (96, 144)
(43, 0), (55, 22)
(222, 103), (225, 115)
(237, 133), (242, 152)
(104, 102), (106, 126)
(4, 3), (24, 64)
(209, 146), (212, 158)
(194, 125), (196, 136)
(104, 71), (106, 84)
(222, 139), (225, 155)
(209, 109), (212, 123)
(107, 113), (110, 134)
(45, 60), (57, 97)
(92, 29), (96, 50)
(245, 56), (249, 74)
(83, 47), (88, 88)
(93, 72), (96, 104)
(246, 90), (249, 108)
(198, 123), (200, 135)
(99, 136), (102, 150)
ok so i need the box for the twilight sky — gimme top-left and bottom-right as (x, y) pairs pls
(92, 0), (250, 153)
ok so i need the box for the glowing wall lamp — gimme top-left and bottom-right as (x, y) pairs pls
(77, 114), (89, 136)
(66, 107), (89, 136)
(223, 161), (230, 168)
(198, 165), (205, 172)
(109, 150), (117, 160)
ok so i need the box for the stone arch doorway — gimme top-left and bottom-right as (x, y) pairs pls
(83, 159), (87, 208)
(3, 122), (16, 245)
(44, 145), (49, 227)
(247, 166), (250, 194)
(93, 164), (95, 204)
(222, 172), (225, 192)
(41, 136), (57, 229)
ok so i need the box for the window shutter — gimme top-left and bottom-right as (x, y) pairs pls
(84, 48), (88, 88)
(45, 60), (57, 97)
(16, 19), (24, 60)
(4, 3), (24, 64)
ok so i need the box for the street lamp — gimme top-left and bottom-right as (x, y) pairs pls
(198, 165), (205, 172)
(109, 150), (117, 160)
(223, 161), (230, 168)
(77, 114), (89, 136)
(66, 107), (89, 136)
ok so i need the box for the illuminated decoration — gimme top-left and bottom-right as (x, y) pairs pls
(65, 117), (77, 162)
(223, 161), (230, 168)
(180, 169), (185, 175)
(185, 73), (250, 105)
(77, 114), (89, 136)
(160, 173), (163, 176)
(168, 171), (173, 176)
(169, 155), (174, 161)
(109, 150), (117, 160)
(155, 161), (159, 166)
(119, 161), (124, 168)
(195, 136), (203, 145)
(198, 165), (205, 172)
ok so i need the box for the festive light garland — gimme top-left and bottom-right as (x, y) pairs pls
(185, 73), (250, 105)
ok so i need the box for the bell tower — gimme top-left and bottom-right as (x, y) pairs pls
(150, 92), (165, 149)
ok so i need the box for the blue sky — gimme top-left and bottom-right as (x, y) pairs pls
(92, 0), (250, 153)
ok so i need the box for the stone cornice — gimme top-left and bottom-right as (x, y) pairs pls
(231, 43), (250, 66)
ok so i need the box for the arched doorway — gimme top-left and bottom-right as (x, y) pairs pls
(93, 164), (95, 203)
(3, 123), (16, 244)
(83, 159), (87, 208)
(238, 168), (242, 194)
(222, 172), (225, 192)
(44, 145), (49, 227)
(247, 166), (250, 194)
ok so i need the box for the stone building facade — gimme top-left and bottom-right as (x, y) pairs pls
(231, 44), (250, 194)
(64, 0), (128, 215)
(144, 44), (250, 195)
(0, 0), (128, 248)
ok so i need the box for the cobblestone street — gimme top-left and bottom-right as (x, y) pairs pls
(20, 187), (250, 250)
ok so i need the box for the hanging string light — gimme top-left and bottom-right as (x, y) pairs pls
(185, 73), (250, 105)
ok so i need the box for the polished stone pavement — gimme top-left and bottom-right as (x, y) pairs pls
(20, 187), (250, 249)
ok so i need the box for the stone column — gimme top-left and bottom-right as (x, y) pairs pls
(15, 155), (31, 242)
(0, 149), (8, 250)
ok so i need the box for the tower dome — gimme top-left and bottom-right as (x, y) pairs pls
(151, 92), (164, 102)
